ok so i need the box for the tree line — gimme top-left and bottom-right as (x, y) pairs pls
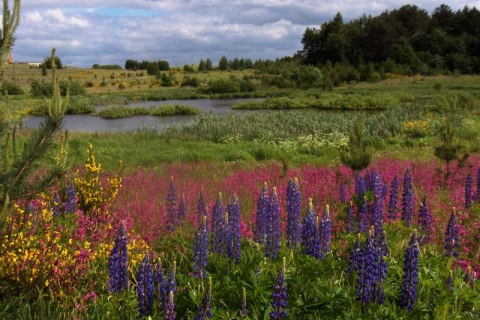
(299, 4), (480, 75)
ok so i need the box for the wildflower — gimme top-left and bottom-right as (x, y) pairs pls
(401, 168), (414, 227)
(400, 230), (419, 312)
(286, 178), (301, 249)
(388, 175), (399, 220)
(52, 192), (62, 216)
(178, 193), (186, 226)
(166, 176), (177, 231)
(339, 182), (346, 204)
(474, 168), (480, 201)
(210, 193), (224, 254)
(227, 194), (241, 264)
(348, 233), (362, 274)
(164, 291), (176, 320)
(418, 196), (433, 244)
(355, 173), (366, 202)
(317, 205), (331, 260)
(254, 182), (269, 245)
(358, 196), (368, 233)
(465, 173), (472, 209)
(137, 252), (154, 317)
(153, 259), (167, 311)
(197, 189), (208, 227)
(301, 199), (316, 257)
(64, 183), (77, 214)
(108, 222), (128, 293)
(238, 287), (249, 318)
(445, 208), (459, 258)
(266, 187), (281, 260)
(195, 277), (213, 320)
(270, 257), (287, 319)
(193, 216), (208, 279)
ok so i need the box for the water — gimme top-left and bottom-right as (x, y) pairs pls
(22, 98), (260, 132)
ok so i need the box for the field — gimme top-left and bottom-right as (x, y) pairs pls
(0, 66), (480, 319)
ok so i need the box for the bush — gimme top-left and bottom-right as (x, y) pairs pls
(1, 81), (24, 95)
(30, 79), (85, 97)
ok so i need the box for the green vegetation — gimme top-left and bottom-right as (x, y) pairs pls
(95, 104), (200, 119)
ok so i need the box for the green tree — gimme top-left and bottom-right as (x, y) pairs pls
(43, 56), (63, 69)
(205, 58), (213, 71)
(198, 59), (206, 72)
(147, 61), (159, 76)
(340, 121), (372, 172)
(219, 56), (229, 71)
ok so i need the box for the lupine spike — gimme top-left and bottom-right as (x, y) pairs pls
(401, 168), (414, 227)
(64, 183), (77, 214)
(318, 204), (331, 260)
(339, 182), (346, 204)
(266, 187), (281, 260)
(195, 277), (213, 320)
(301, 198), (316, 256)
(154, 258), (167, 311)
(239, 286), (249, 318)
(193, 216), (208, 279)
(418, 196), (433, 244)
(108, 221), (128, 293)
(348, 233), (362, 274)
(388, 175), (399, 220)
(358, 196), (368, 233)
(400, 230), (420, 312)
(227, 194), (242, 263)
(269, 257), (287, 319)
(164, 291), (176, 320)
(445, 207), (459, 258)
(286, 178), (301, 249)
(254, 182), (269, 244)
(137, 252), (154, 317)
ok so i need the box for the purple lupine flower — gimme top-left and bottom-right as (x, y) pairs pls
(108, 222), (128, 293)
(465, 173), (473, 209)
(356, 227), (386, 305)
(400, 230), (419, 312)
(266, 187), (281, 260)
(475, 168), (480, 202)
(239, 287), (249, 318)
(401, 168), (415, 227)
(52, 192), (62, 217)
(286, 178), (301, 249)
(317, 205), (331, 260)
(254, 182), (270, 245)
(445, 208), (459, 258)
(355, 173), (366, 201)
(388, 175), (399, 220)
(164, 291), (176, 320)
(195, 277), (213, 320)
(339, 182), (347, 204)
(153, 259), (167, 311)
(358, 196), (369, 233)
(372, 172), (384, 233)
(168, 261), (177, 297)
(178, 193), (186, 226)
(166, 177), (178, 231)
(301, 199), (316, 257)
(64, 183), (77, 214)
(137, 252), (154, 317)
(270, 257), (287, 319)
(227, 194), (242, 264)
(210, 193), (224, 254)
(197, 189), (208, 227)
(348, 233), (362, 274)
(418, 196), (433, 245)
(346, 201), (355, 233)
(374, 230), (388, 304)
(193, 216), (208, 279)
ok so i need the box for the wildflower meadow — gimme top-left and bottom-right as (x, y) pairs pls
(1, 143), (479, 319)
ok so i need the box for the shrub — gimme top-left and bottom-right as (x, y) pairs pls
(30, 79), (85, 97)
(1, 81), (24, 95)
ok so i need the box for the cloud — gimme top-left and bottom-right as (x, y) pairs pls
(13, 0), (480, 67)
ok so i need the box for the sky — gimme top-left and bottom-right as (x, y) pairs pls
(9, 0), (480, 68)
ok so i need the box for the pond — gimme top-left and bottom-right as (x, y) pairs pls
(22, 98), (260, 132)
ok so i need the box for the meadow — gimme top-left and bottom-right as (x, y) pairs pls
(0, 65), (480, 319)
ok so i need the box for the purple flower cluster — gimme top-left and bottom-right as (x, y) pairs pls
(286, 178), (301, 249)
(316, 205), (331, 260)
(355, 227), (388, 305)
(358, 196), (369, 233)
(475, 168), (480, 201)
(153, 259), (168, 311)
(400, 231), (419, 312)
(210, 193), (225, 254)
(465, 173), (472, 208)
(166, 177), (178, 231)
(254, 182), (270, 245)
(64, 183), (77, 214)
(418, 196), (433, 244)
(372, 172), (385, 233)
(301, 199), (316, 257)
(227, 194), (242, 264)
(108, 222), (128, 293)
(445, 208), (459, 258)
(164, 291), (176, 320)
(193, 216), (209, 279)
(195, 277), (213, 320)
(137, 252), (154, 317)
(401, 168), (414, 227)
(348, 233), (362, 274)
(270, 257), (287, 319)
(266, 188), (281, 260)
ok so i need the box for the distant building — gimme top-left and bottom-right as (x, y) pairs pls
(28, 62), (42, 67)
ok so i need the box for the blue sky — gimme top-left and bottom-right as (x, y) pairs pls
(11, 0), (480, 68)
